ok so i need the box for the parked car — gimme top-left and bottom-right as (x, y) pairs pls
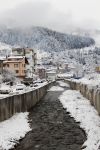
(35, 79), (46, 83)
(30, 84), (34, 87)
(33, 84), (38, 87)
(15, 84), (26, 91)
(0, 85), (11, 94)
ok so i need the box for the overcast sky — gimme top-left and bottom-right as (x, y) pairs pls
(0, 0), (100, 31)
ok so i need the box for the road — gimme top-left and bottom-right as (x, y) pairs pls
(14, 82), (86, 150)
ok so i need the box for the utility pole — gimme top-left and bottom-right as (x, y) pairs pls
(0, 60), (4, 74)
(33, 51), (37, 73)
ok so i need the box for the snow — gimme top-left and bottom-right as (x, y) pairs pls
(91, 32), (100, 47)
(0, 57), (6, 61)
(57, 81), (70, 88)
(57, 73), (73, 78)
(0, 94), (9, 99)
(8, 56), (25, 59)
(0, 85), (11, 91)
(0, 42), (11, 51)
(59, 90), (100, 150)
(47, 71), (56, 74)
(0, 112), (31, 150)
(69, 73), (100, 87)
(34, 82), (48, 90)
(48, 86), (64, 91)
(0, 81), (48, 98)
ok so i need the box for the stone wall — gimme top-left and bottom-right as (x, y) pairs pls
(0, 82), (53, 122)
(65, 80), (100, 115)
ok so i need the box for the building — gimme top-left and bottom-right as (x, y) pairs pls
(3, 56), (29, 79)
(95, 66), (100, 73)
(12, 48), (37, 77)
(36, 68), (46, 79)
(46, 71), (57, 81)
(0, 57), (5, 74)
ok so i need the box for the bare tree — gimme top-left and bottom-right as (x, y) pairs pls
(2, 69), (16, 82)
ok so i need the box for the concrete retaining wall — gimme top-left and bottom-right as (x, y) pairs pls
(0, 82), (53, 122)
(65, 80), (100, 115)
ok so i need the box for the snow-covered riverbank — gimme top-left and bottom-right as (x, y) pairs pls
(59, 89), (100, 150)
(0, 112), (31, 150)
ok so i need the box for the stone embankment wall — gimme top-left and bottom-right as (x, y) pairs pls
(0, 82), (54, 122)
(65, 80), (100, 115)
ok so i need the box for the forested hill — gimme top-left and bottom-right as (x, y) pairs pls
(0, 26), (95, 52)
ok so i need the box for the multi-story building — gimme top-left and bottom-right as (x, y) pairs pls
(12, 48), (37, 77)
(3, 56), (29, 79)
(36, 67), (46, 79)
(0, 57), (5, 74)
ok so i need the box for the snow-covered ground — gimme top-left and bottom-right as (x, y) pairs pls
(34, 81), (48, 89)
(57, 81), (70, 88)
(0, 81), (49, 149)
(0, 42), (12, 57)
(0, 81), (48, 98)
(0, 42), (11, 51)
(48, 86), (64, 91)
(0, 112), (31, 150)
(69, 73), (100, 87)
(59, 90), (100, 150)
(57, 73), (73, 79)
(0, 94), (9, 99)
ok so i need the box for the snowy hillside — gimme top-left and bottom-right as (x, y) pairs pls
(0, 42), (12, 56)
(91, 30), (100, 47)
(0, 27), (95, 52)
(0, 42), (11, 50)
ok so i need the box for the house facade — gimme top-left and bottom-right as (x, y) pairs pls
(12, 48), (37, 77)
(36, 68), (46, 79)
(0, 57), (6, 74)
(3, 56), (28, 79)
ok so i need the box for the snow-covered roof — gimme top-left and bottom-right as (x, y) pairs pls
(36, 65), (45, 69)
(3, 56), (29, 64)
(57, 73), (73, 78)
(46, 71), (56, 74)
(8, 56), (25, 59)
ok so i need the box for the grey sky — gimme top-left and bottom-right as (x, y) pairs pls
(0, 0), (100, 31)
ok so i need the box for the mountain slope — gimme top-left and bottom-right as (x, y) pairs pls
(0, 27), (95, 52)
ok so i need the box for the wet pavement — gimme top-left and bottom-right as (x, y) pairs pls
(14, 82), (86, 150)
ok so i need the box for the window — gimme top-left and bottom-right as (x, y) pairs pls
(3, 64), (6, 67)
(22, 64), (25, 67)
(7, 64), (9, 67)
(14, 64), (18, 68)
(22, 64), (23, 67)
(16, 70), (19, 73)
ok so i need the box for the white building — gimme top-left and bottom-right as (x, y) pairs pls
(46, 71), (57, 81)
